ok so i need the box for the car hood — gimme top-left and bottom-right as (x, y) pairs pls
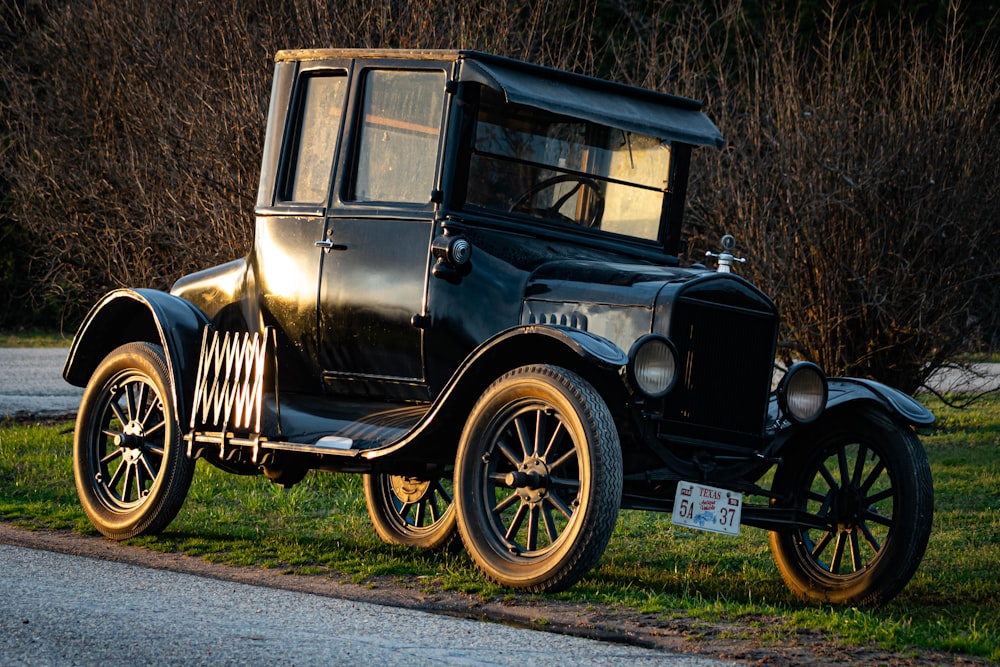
(523, 259), (702, 306)
(520, 259), (705, 349)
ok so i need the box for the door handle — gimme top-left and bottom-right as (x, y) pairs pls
(314, 239), (347, 252)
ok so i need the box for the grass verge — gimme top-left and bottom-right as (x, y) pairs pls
(1, 395), (997, 661)
(0, 329), (73, 348)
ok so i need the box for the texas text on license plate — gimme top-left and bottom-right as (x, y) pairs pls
(671, 481), (743, 536)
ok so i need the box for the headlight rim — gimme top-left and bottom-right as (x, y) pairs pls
(627, 334), (678, 399)
(777, 361), (828, 424)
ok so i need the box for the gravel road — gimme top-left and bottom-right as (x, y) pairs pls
(0, 348), (82, 417)
(0, 540), (735, 666)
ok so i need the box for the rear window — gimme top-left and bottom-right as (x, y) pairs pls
(282, 72), (347, 203)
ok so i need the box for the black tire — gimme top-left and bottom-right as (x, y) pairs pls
(769, 408), (933, 606)
(73, 342), (194, 540)
(363, 471), (457, 550)
(455, 365), (622, 593)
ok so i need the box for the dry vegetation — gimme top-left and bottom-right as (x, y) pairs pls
(1, 0), (998, 391)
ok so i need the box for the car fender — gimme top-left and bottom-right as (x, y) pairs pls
(63, 288), (210, 425)
(449, 324), (629, 396)
(365, 324), (628, 462)
(769, 376), (934, 454)
(823, 377), (935, 427)
(481, 324), (629, 367)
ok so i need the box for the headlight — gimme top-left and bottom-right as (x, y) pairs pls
(627, 335), (678, 398)
(777, 362), (828, 424)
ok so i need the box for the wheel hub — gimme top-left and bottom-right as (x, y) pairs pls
(114, 421), (146, 455)
(390, 476), (430, 504)
(828, 483), (866, 529)
(507, 457), (550, 504)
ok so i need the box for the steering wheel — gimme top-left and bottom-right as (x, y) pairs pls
(509, 175), (605, 228)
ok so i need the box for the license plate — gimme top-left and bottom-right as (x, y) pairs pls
(671, 481), (743, 536)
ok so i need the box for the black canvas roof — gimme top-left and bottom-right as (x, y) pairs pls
(276, 48), (724, 149)
(457, 51), (724, 149)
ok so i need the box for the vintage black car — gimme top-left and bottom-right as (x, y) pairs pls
(64, 49), (934, 606)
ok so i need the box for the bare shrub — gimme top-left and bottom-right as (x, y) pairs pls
(611, 1), (1000, 392)
(0, 0), (599, 328)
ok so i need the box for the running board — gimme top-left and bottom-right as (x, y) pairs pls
(185, 431), (371, 461)
(265, 435), (360, 456)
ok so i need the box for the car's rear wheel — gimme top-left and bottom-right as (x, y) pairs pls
(363, 471), (457, 550)
(455, 365), (622, 592)
(73, 342), (194, 540)
(769, 408), (933, 606)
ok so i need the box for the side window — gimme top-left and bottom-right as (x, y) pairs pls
(283, 72), (347, 203)
(351, 69), (445, 203)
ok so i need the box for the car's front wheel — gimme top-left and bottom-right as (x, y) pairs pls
(455, 365), (622, 593)
(768, 408), (933, 606)
(73, 342), (194, 540)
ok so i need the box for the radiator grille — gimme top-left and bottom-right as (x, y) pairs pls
(664, 297), (776, 437)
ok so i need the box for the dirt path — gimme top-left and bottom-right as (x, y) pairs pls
(0, 522), (987, 666)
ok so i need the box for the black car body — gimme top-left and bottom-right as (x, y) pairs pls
(64, 49), (934, 605)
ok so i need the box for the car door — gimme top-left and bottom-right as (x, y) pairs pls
(317, 64), (448, 401)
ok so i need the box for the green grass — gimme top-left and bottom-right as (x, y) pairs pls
(1, 394), (997, 661)
(954, 351), (1000, 364)
(0, 329), (73, 347)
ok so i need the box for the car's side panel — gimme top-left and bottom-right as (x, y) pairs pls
(170, 258), (246, 324)
(242, 58), (355, 392)
(421, 218), (675, 396)
(250, 214), (328, 390)
(422, 224), (529, 393)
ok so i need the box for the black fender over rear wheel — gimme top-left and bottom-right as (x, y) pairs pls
(73, 342), (194, 540)
(455, 365), (622, 593)
(769, 408), (933, 606)
(363, 472), (457, 551)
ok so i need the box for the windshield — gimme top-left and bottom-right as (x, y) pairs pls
(465, 87), (672, 241)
